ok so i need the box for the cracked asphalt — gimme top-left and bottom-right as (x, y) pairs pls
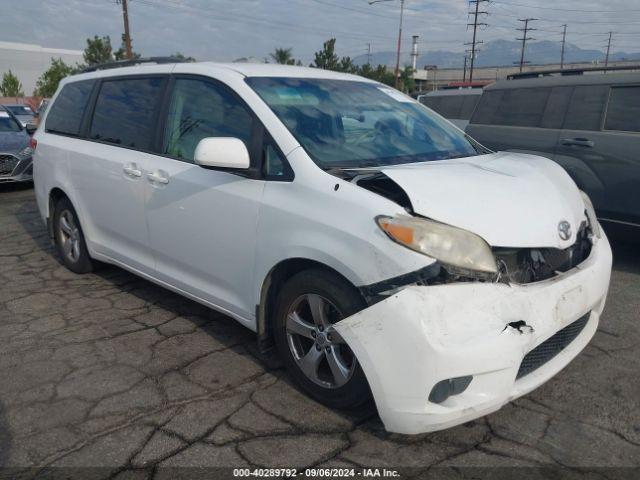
(1, 184), (639, 479)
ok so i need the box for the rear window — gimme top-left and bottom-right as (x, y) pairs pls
(89, 77), (165, 151)
(563, 85), (609, 131)
(6, 105), (34, 116)
(46, 80), (95, 136)
(604, 86), (640, 132)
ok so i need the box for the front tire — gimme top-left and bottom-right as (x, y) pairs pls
(53, 197), (94, 274)
(273, 269), (372, 409)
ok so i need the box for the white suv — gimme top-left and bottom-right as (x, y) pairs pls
(33, 61), (612, 434)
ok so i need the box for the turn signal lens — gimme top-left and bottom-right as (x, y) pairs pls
(376, 215), (498, 273)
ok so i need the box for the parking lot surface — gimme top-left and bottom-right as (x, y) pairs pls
(1, 185), (639, 478)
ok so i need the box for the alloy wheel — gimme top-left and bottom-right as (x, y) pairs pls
(285, 293), (356, 389)
(58, 210), (81, 263)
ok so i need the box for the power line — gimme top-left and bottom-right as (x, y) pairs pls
(492, 1), (640, 14)
(466, 0), (489, 82)
(515, 18), (537, 72)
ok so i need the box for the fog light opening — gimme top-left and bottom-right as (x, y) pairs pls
(428, 376), (473, 404)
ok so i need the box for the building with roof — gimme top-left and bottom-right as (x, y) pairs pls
(0, 41), (83, 95)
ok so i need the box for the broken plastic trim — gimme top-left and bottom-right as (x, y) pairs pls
(359, 262), (442, 302)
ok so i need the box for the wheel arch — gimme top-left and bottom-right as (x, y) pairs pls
(256, 258), (365, 352)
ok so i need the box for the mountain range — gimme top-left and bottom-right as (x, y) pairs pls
(353, 39), (640, 69)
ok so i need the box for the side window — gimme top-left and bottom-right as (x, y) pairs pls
(563, 85), (609, 131)
(90, 77), (165, 150)
(263, 139), (286, 178)
(45, 80), (94, 136)
(163, 78), (253, 163)
(492, 88), (551, 127)
(540, 86), (573, 129)
(604, 86), (640, 132)
(470, 90), (504, 125)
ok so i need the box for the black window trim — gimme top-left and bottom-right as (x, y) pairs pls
(45, 79), (97, 138)
(85, 74), (170, 156)
(45, 72), (294, 182)
(158, 73), (294, 181)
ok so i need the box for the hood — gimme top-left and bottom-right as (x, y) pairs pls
(0, 130), (29, 153)
(380, 152), (586, 248)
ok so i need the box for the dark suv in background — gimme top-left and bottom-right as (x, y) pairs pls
(466, 67), (640, 232)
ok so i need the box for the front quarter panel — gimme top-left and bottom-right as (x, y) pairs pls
(253, 148), (435, 305)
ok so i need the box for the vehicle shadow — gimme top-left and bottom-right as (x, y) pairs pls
(11, 198), (374, 430)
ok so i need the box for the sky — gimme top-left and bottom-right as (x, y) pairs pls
(2, 0), (640, 65)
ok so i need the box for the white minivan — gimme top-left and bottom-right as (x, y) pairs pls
(33, 60), (612, 434)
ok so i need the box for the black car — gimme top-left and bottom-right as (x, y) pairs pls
(0, 106), (36, 183)
(466, 67), (640, 232)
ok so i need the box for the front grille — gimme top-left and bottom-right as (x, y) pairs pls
(0, 154), (19, 176)
(494, 223), (592, 284)
(516, 313), (590, 379)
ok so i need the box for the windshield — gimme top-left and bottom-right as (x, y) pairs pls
(247, 77), (480, 169)
(0, 112), (22, 132)
(6, 106), (34, 117)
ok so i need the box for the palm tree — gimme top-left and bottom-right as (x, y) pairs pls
(270, 47), (295, 65)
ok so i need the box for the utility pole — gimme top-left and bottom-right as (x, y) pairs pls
(119, 0), (133, 60)
(560, 24), (567, 70)
(366, 43), (372, 65)
(605, 31), (613, 68)
(516, 18), (537, 72)
(466, 0), (489, 82)
(463, 54), (468, 82)
(369, 0), (405, 89)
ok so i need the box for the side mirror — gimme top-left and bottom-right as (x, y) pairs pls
(194, 137), (250, 170)
(25, 124), (37, 135)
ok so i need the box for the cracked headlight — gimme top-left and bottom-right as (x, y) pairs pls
(580, 191), (601, 239)
(16, 146), (33, 160)
(377, 215), (498, 273)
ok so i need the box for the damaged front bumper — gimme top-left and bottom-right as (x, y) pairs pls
(335, 232), (612, 435)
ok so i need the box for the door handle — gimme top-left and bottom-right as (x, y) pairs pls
(561, 138), (595, 148)
(123, 163), (142, 178)
(147, 171), (169, 185)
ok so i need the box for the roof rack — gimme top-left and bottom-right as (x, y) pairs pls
(80, 57), (187, 73)
(507, 64), (640, 80)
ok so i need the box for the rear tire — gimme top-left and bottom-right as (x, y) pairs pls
(273, 269), (372, 409)
(53, 197), (94, 274)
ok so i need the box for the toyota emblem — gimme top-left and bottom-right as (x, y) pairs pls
(558, 220), (572, 241)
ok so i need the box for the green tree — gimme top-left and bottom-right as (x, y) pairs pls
(270, 47), (296, 65)
(311, 38), (340, 70)
(338, 56), (357, 74)
(34, 58), (74, 97)
(399, 65), (416, 93)
(171, 52), (196, 62)
(114, 34), (141, 60)
(0, 70), (24, 97)
(83, 35), (113, 66)
(356, 64), (394, 87)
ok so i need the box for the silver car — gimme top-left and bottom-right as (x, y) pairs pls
(0, 106), (35, 183)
